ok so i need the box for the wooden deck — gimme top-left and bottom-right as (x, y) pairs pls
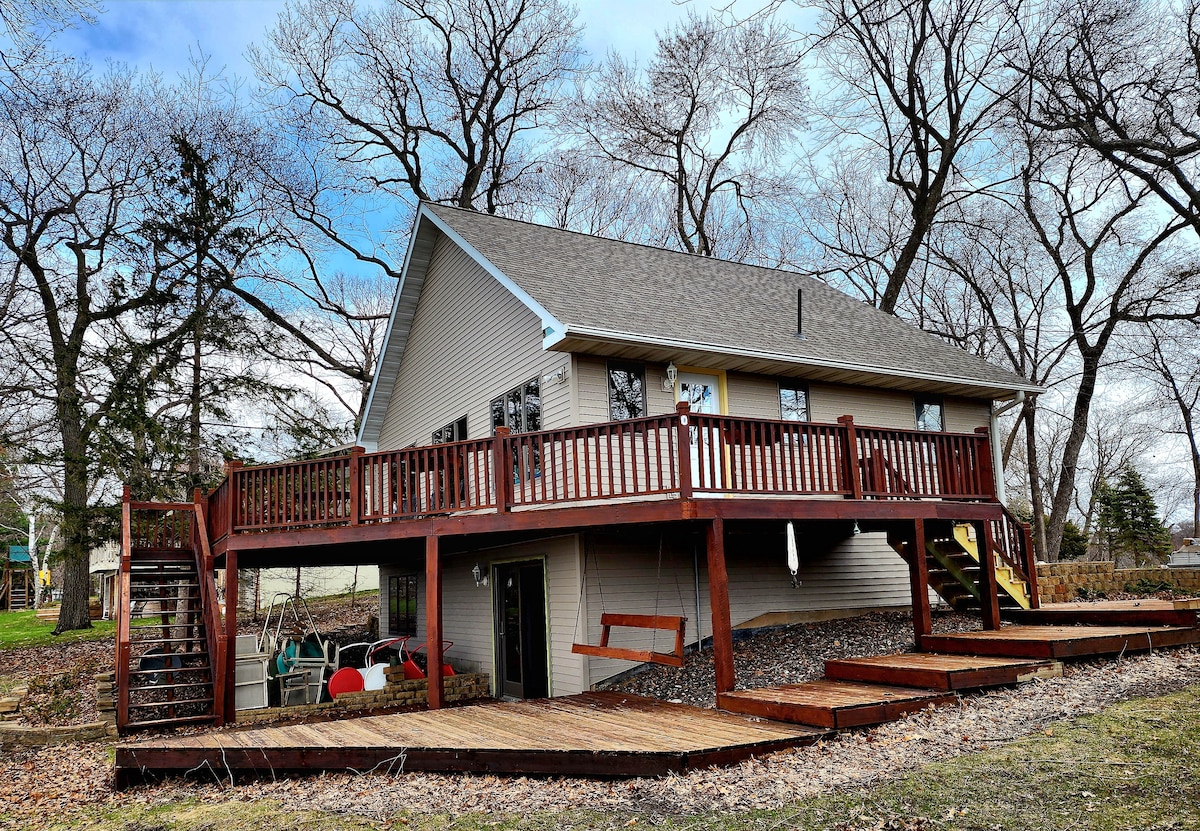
(825, 653), (1061, 690)
(114, 693), (824, 786)
(1004, 599), (1199, 627)
(717, 679), (956, 729)
(920, 624), (1200, 659)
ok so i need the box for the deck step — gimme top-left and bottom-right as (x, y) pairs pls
(127, 696), (215, 711)
(123, 714), (219, 730)
(717, 679), (955, 729)
(1004, 601), (1198, 627)
(825, 653), (1061, 691)
(920, 625), (1200, 659)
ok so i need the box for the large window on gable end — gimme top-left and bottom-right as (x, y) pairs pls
(490, 378), (542, 434)
(779, 380), (809, 422)
(915, 394), (945, 432)
(608, 362), (647, 420)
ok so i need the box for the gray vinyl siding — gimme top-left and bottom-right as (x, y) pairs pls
(943, 397), (991, 433)
(574, 359), (993, 433)
(580, 529), (911, 687)
(379, 536), (585, 697)
(376, 234), (571, 451)
(575, 355), (674, 424)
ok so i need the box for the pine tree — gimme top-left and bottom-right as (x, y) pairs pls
(1096, 467), (1173, 567)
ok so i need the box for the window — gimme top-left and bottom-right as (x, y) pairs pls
(490, 378), (541, 434)
(915, 395), (944, 431)
(779, 380), (809, 422)
(388, 575), (418, 636)
(607, 362), (646, 420)
(433, 415), (469, 444)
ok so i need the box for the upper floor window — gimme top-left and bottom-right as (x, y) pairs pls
(433, 415), (469, 444)
(608, 362), (646, 420)
(491, 378), (541, 434)
(915, 395), (944, 432)
(779, 380), (809, 422)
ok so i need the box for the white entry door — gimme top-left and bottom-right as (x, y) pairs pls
(678, 371), (723, 488)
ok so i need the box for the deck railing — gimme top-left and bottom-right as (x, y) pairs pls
(208, 410), (999, 537)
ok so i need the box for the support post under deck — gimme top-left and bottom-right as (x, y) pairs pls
(425, 535), (444, 709)
(224, 550), (238, 722)
(908, 519), (932, 649)
(706, 518), (735, 695)
(976, 520), (1001, 630)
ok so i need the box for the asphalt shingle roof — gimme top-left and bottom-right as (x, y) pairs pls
(425, 203), (1033, 392)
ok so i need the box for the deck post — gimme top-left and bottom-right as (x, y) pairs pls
(492, 427), (512, 512)
(974, 427), (997, 499)
(976, 520), (1001, 630)
(1022, 521), (1040, 608)
(425, 534), (444, 709)
(222, 549), (238, 721)
(909, 520), (932, 649)
(837, 415), (863, 500)
(348, 446), (365, 524)
(705, 518), (735, 695)
(117, 486), (132, 731)
(675, 401), (693, 498)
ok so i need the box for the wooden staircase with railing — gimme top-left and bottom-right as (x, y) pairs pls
(117, 491), (226, 732)
(889, 509), (1038, 616)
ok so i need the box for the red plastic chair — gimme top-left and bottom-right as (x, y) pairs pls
(403, 640), (456, 679)
(327, 666), (365, 698)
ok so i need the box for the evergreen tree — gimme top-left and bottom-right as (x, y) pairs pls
(1096, 467), (1173, 567)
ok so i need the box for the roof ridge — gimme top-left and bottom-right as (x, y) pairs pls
(422, 200), (840, 288)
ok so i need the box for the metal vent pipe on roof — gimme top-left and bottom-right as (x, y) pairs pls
(796, 288), (803, 337)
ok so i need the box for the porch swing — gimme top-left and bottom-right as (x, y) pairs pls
(570, 535), (689, 668)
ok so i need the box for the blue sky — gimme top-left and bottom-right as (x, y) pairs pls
(53, 0), (699, 81)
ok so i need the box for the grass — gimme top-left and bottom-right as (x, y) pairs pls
(29, 682), (1200, 831)
(0, 609), (119, 649)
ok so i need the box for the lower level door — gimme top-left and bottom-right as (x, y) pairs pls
(494, 560), (548, 699)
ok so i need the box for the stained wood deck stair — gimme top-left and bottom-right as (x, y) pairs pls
(922, 523), (1031, 612)
(117, 497), (225, 733)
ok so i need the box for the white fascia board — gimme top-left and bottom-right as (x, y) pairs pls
(355, 210), (427, 451)
(418, 206), (566, 346)
(560, 325), (1045, 396)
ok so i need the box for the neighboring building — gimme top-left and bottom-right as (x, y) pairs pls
(90, 541), (120, 618)
(1170, 538), (1200, 568)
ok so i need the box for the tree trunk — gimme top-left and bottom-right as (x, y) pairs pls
(28, 514), (40, 612)
(1043, 352), (1102, 563)
(1023, 397), (1049, 561)
(53, 389), (92, 633)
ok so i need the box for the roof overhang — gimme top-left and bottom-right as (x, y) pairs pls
(356, 204), (567, 451)
(554, 326), (1044, 400)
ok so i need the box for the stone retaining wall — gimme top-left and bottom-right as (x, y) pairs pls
(235, 671), (491, 724)
(1037, 561), (1200, 603)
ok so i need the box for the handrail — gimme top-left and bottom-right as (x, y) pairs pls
(209, 410), (1000, 535)
(191, 497), (226, 726)
(990, 505), (1040, 607)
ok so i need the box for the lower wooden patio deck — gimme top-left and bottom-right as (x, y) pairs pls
(114, 692), (824, 786)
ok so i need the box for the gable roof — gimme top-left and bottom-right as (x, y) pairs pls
(358, 202), (1037, 448)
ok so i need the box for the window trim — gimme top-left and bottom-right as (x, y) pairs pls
(388, 574), (419, 636)
(606, 361), (648, 421)
(778, 379), (810, 422)
(914, 394), (945, 432)
(490, 377), (542, 435)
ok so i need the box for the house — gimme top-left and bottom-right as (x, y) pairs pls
(116, 203), (1040, 731)
(353, 204), (1037, 698)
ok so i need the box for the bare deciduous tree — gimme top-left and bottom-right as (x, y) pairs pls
(571, 12), (807, 259)
(805, 0), (1020, 313)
